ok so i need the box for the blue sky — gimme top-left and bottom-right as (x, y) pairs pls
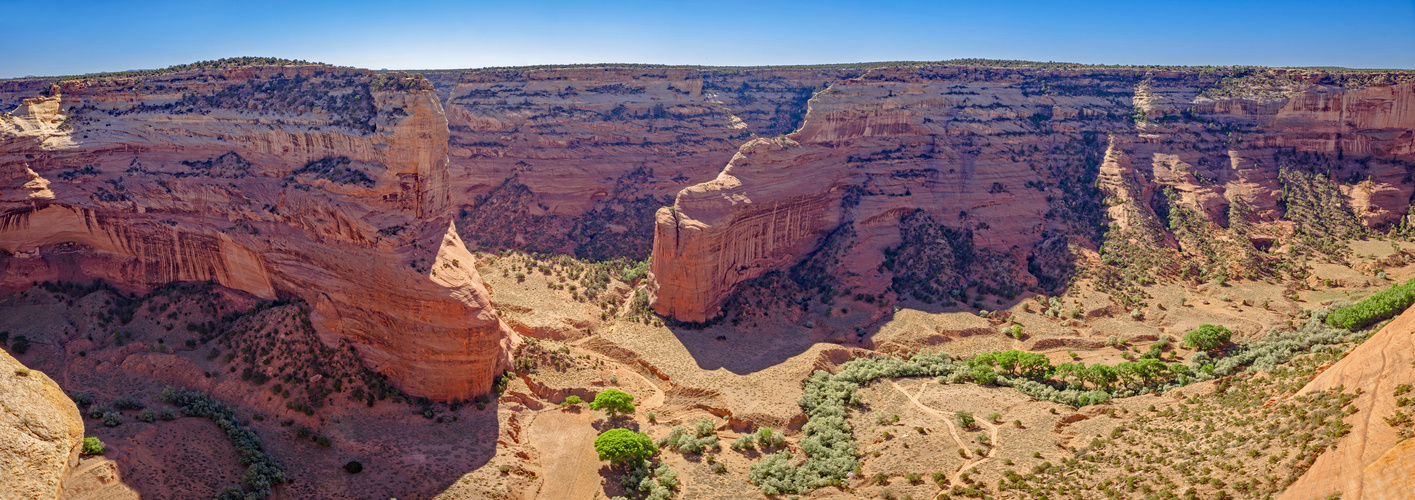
(2, 0), (1413, 78)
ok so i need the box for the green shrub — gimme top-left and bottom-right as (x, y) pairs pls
(81, 437), (105, 455)
(730, 434), (756, 451)
(1327, 277), (1415, 330)
(1183, 324), (1232, 351)
(757, 427), (786, 449)
(659, 424), (719, 454)
(71, 392), (94, 408)
(594, 428), (657, 466)
(160, 386), (285, 496)
(956, 411), (976, 430)
(562, 395), (583, 407)
(112, 396), (144, 411)
(589, 389), (635, 417)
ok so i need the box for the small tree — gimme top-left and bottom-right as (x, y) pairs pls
(594, 428), (657, 466)
(1183, 324), (1231, 351)
(956, 411), (975, 430)
(589, 389), (635, 417)
(81, 437), (105, 455)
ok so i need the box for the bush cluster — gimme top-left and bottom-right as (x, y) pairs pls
(1183, 324), (1232, 351)
(161, 387), (286, 498)
(1326, 277), (1415, 330)
(659, 419), (719, 454)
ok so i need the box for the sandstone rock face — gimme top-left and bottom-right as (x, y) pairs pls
(1279, 305), (1415, 500)
(0, 350), (84, 500)
(649, 67), (1415, 321)
(0, 66), (514, 400)
(424, 67), (850, 260)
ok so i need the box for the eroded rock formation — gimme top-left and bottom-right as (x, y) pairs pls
(0, 66), (515, 400)
(0, 350), (84, 499)
(649, 67), (1415, 321)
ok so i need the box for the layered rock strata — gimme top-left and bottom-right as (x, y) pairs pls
(650, 67), (1415, 321)
(0, 66), (515, 400)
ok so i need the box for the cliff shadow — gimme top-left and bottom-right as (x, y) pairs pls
(0, 280), (502, 500)
(664, 321), (826, 376)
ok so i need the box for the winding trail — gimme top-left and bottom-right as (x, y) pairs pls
(887, 379), (1001, 487)
(568, 336), (667, 409)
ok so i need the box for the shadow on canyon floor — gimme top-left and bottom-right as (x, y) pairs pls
(664, 321), (827, 375)
(664, 291), (1037, 375)
(0, 281), (501, 500)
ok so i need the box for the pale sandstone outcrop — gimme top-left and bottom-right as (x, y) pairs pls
(0, 350), (84, 500)
(0, 66), (514, 400)
(1279, 305), (1415, 500)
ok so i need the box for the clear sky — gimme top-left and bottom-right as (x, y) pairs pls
(2, 0), (1413, 78)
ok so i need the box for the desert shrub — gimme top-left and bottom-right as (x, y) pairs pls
(138, 409), (156, 422)
(595, 428), (657, 466)
(1183, 324), (1232, 351)
(160, 386), (285, 496)
(8, 335), (30, 354)
(86, 405), (111, 420)
(757, 427), (786, 449)
(81, 437), (105, 455)
(659, 424), (718, 454)
(159, 408), (177, 421)
(101, 411), (123, 427)
(694, 418), (716, 437)
(112, 396), (144, 411)
(343, 461), (362, 473)
(620, 459), (677, 500)
(562, 395), (583, 407)
(589, 389), (635, 417)
(1191, 311), (1359, 381)
(956, 411), (976, 430)
(731, 433), (756, 451)
(71, 392), (94, 408)
(1326, 277), (1415, 330)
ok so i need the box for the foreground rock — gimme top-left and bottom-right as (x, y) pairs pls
(1281, 306), (1415, 500)
(0, 350), (83, 499)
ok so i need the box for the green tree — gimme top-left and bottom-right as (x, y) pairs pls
(594, 428), (657, 466)
(1183, 324), (1232, 351)
(956, 411), (975, 430)
(562, 395), (583, 407)
(81, 437), (105, 455)
(589, 389), (636, 417)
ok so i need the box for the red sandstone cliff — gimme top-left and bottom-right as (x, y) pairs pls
(0, 66), (515, 400)
(648, 67), (1415, 321)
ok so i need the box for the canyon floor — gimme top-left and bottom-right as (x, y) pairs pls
(5, 238), (1412, 499)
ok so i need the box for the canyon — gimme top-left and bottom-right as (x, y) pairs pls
(1, 65), (515, 401)
(3, 59), (1415, 499)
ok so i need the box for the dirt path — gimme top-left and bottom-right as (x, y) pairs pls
(887, 379), (1001, 486)
(567, 340), (667, 410)
(527, 410), (601, 500)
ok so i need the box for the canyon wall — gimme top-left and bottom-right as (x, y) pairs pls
(424, 67), (850, 260)
(0, 66), (514, 400)
(648, 67), (1415, 321)
(4, 61), (1412, 393)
